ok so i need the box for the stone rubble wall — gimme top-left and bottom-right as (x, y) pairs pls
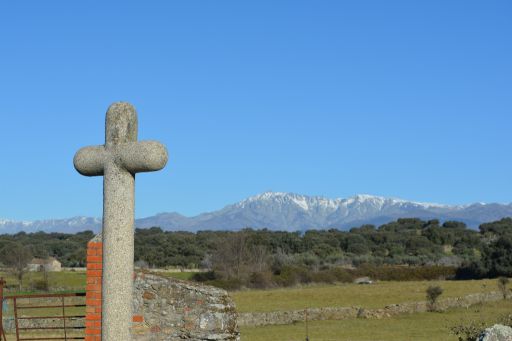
(238, 291), (505, 327)
(2, 317), (84, 333)
(132, 272), (240, 341)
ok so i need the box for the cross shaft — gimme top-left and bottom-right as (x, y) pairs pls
(74, 102), (168, 340)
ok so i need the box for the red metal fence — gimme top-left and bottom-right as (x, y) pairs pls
(0, 278), (86, 341)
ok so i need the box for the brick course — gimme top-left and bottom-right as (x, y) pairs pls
(85, 240), (103, 338)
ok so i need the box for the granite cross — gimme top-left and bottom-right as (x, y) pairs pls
(74, 102), (168, 340)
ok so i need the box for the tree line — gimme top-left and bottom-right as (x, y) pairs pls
(0, 218), (510, 288)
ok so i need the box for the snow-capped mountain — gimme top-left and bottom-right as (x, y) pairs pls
(1, 192), (512, 233)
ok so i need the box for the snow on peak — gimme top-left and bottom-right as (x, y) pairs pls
(0, 219), (32, 226)
(239, 191), (313, 211)
(236, 191), (448, 212)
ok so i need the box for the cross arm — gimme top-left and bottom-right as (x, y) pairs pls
(73, 145), (107, 176)
(119, 141), (168, 174)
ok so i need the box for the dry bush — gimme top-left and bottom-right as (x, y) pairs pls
(248, 271), (273, 289)
(426, 285), (443, 311)
(450, 320), (486, 341)
(498, 276), (510, 299)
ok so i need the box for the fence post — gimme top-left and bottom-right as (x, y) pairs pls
(0, 277), (6, 341)
(62, 296), (67, 340)
(13, 297), (19, 341)
(305, 308), (309, 341)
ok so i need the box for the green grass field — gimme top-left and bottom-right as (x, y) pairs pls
(0, 271), (87, 320)
(155, 271), (196, 281)
(241, 300), (512, 341)
(0, 270), (86, 293)
(0, 269), (197, 292)
(231, 279), (499, 313)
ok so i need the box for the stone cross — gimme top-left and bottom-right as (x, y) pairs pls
(74, 102), (168, 340)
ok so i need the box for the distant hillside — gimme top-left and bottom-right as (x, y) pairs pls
(0, 216), (102, 234)
(1, 192), (511, 233)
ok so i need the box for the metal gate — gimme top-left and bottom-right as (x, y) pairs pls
(0, 278), (86, 341)
(10, 292), (86, 341)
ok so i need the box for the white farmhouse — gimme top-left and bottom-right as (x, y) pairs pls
(27, 257), (62, 272)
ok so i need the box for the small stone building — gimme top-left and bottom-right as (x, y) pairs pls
(354, 276), (373, 284)
(27, 257), (62, 272)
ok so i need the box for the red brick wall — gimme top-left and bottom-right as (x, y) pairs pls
(85, 241), (102, 341)
(85, 239), (144, 340)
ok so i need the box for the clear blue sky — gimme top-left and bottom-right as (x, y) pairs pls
(0, 1), (511, 221)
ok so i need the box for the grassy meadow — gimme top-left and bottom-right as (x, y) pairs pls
(233, 278), (509, 340)
(0, 269), (194, 293)
(231, 279), (499, 313)
(0, 270), (86, 293)
(155, 270), (196, 281)
(240, 300), (512, 341)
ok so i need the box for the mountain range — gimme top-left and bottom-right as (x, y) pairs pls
(1, 192), (512, 234)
